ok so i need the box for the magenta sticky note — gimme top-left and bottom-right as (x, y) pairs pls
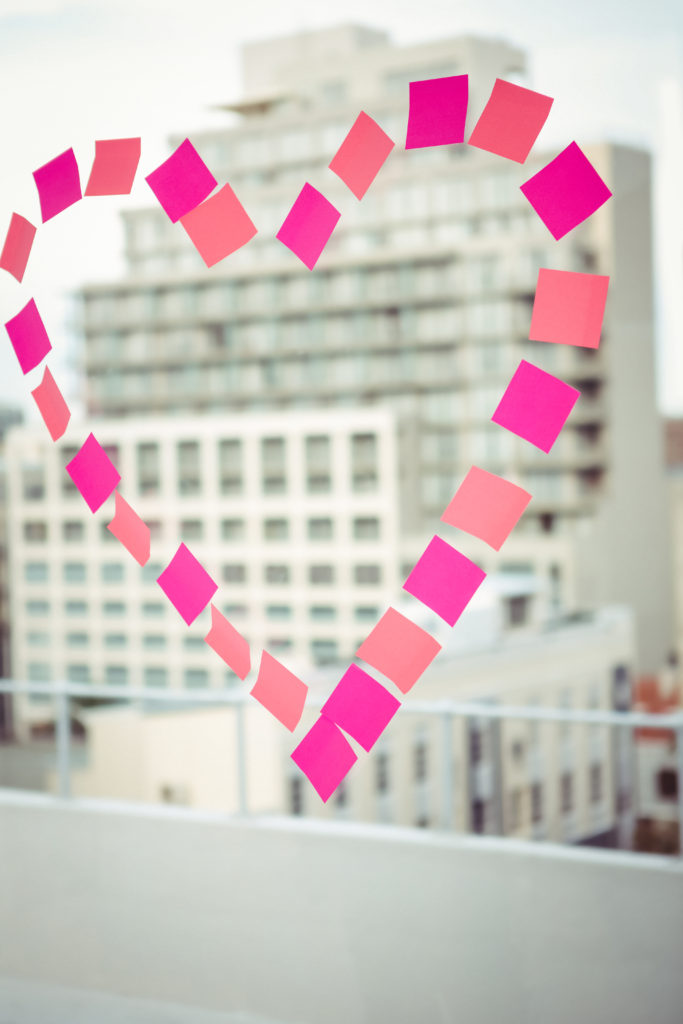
(30, 365), (70, 442)
(403, 535), (486, 626)
(469, 79), (553, 163)
(276, 183), (340, 270)
(520, 142), (612, 240)
(0, 213), (36, 283)
(250, 650), (307, 731)
(32, 148), (82, 222)
(356, 608), (442, 694)
(145, 138), (217, 223)
(291, 716), (357, 802)
(405, 75), (468, 149)
(441, 466), (531, 551)
(157, 542), (218, 625)
(491, 359), (580, 452)
(329, 111), (395, 199)
(5, 298), (52, 374)
(65, 433), (121, 513)
(322, 664), (400, 752)
(85, 138), (141, 196)
(107, 491), (150, 566)
(530, 269), (609, 349)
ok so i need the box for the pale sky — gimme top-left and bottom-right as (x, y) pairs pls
(1, 0), (682, 416)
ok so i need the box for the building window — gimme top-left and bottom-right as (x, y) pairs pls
(67, 664), (90, 684)
(560, 772), (573, 813)
(101, 563), (124, 583)
(65, 601), (87, 616)
(261, 437), (286, 493)
(265, 564), (290, 584)
(509, 789), (523, 830)
(266, 605), (291, 620)
(181, 519), (204, 541)
(221, 518), (245, 541)
(177, 440), (201, 495)
(309, 564), (334, 585)
(142, 562), (163, 583)
(22, 465), (45, 501)
(26, 600), (49, 617)
(25, 562), (48, 583)
(26, 631), (49, 647)
(223, 563), (246, 584)
(657, 768), (678, 801)
(471, 798), (486, 833)
(505, 595), (530, 628)
(307, 517), (333, 541)
(144, 667), (167, 688)
(589, 764), (603, 803)
(414, 740), (428, 782)
(354, 606), (379, 623)
(469, 728), (483, 764)
(103, 601), (126, 616)
(184, 669), (208, 688)
(105, 665), (128, 686)
(290, 776), (304, 815)
(142, 601), (164, 617)
(263, 518), (289, 541)
(66, 632), (88, 648)
(351, 432), (378, 492)
(311, 639), (338, 665)
(105, 634), (127, 648)
(531, 782), (543, 823)
(218, 439), (243, 494)
(62, 521), (85, 542)
(352, 517), (380, 540)
(137, 442), (160, 495)
(376, 751), (390, 794)
(143, 635), (166, 650)
(305, 435), (331, 493)
(63, 562), (86, 583)
(354, 564), (381, 585)
(23, 521), (47, 543)
(310, 605), (335, 621)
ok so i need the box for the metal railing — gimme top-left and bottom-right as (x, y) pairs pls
(1, 678), (682, 855)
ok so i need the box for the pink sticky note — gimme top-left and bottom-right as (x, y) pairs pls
(107, 491), (150, 566)
(322, 664), (400, 752)
(441, 467), (531, 551)
(291, 716), (357, 802)
(492, 360), (580, 453)
(0, 213), (36, 282)
(30, 366), (70, 442)
(276, 183), (340, 270)
(145, 138), (217, 223)
(403, 536), (486, 626)
(329, 111), (395, 199)
(405, 75), (468, 150)
(5, 298), (52, 374)
(157, 542), (217, 625)
(356, 607), (441, 694)
(32, 148), (82, 222)
(469, 79), (553, 163)
(520, 142), (612, 240)
(205, 604), (251, 680)
(251, 650), (307, 731)
(85, 138), (141, 196)
(65, 433), (121, 513)
(180, 182), (257, 267)
(530, 269), (609, 349)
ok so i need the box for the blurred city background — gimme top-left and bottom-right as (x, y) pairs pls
(1, 8), (682, 1024)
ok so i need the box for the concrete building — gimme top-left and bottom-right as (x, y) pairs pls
(76, 25), (671, 672)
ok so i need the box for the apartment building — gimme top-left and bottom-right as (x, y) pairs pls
(76, 25), (671, 671)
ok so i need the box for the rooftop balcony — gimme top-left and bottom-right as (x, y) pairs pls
(1, 789), (681, 1024)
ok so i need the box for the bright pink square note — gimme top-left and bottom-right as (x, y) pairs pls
(520, 142), (612, 240)
(356, 607), (441, 694)
(530, 269), (609, 349)
(291, 716), (357, 802)
(251, 650), (307, 731)
(403, 535), (486, 626)
(33, 148), (82, 222)
(146, 138), (217, 223)
(322, 664), (400, 751)
(5, 298), (52, 374)
(329, 111), (394, 199)
(85, 138), (141, 196)
(441, 467), (531, 551)
(31, 366), (70, 442)
(276, 183), (340, 270)
(491, 360), (580, 452)
(405, 75), (468, 149)
(66, 433), (121, 513)
(181, 183), (257, 267)
(0, 213), (36, 283)
(157, 542), (217, 625)
(469, 78), (553, 163)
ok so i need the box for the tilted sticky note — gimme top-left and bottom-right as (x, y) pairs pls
(180, 182), (257, 267)
(321, 664), (400, 752)
(30, 365), (70, 442)
(145, 138), (217, 223)
(441, 466), (531, 551)
(403, 535), (486, 626)
(32, 148), (82, 222)
(157, 542), (217, 625)
(250, 650), (307, 731)
(491, 359), (580, 453)
(291, 716), (357, 802)
(107, 491), (150, 566)
(405, 75), (468, 149)
(85, 138), (142, 196)
(206, 604), (251, 681)
(5, 298), (52, 375)
(276, 183), (340, 270)
(530, 269), (609, 349)
(520, 142), (612, 240)
(65, 433), (121, 513)
(0, 213), (36, 283)
(469, 78), (553, 163)
(355, 607), (442, 694)
(329, 111), (395, 199)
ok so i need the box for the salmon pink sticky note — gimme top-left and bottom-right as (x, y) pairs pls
(329, 111), (395, 199)
(530, 269), (609, 349)
(107, 491), (150, 566)
(5, 298), (52, 374)
(441, 467), (531, 551)
(145, 138), (217, 223)
(32, 148), (82, 222)
(291, 716), (357, 802)
(0, 213), (36, 282)
(65, 433), (121, 513)
(30, 366), (70, 441)
(492, 360), (580, 453)
(277, 183), (340, 270)
(322, 664), (400, 752)
(251, 650), (307, 731)
(520, 142), (612, 240)
(85, 138), (141, 196)
(469, 79), (553, 163)
(356, 607), (441, 694)
(157, 542), (218, 625)
(205, 604), (251, 680)
(180, 183), (257, 267)
(405, 75), (468, 149)
(403, 536), (486, 626)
